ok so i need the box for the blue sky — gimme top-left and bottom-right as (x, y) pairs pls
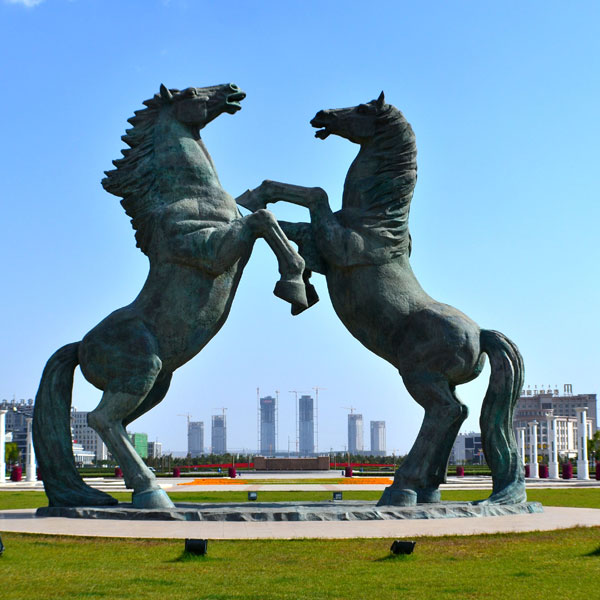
(1, 1), (598, 455)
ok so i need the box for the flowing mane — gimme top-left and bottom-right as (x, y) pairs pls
(102, 89), (181, 255)
(344, 105), (417, 257)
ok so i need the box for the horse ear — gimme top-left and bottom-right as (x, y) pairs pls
(160, 84), (174, 102)
(377, 91), (385, 108)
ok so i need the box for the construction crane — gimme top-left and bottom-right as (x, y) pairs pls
(313, 386), (326, 453)
(177, 413), (193, 425)
(289, 390), (309, 453)
(342, 406), (356, 414)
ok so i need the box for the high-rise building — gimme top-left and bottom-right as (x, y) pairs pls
(299, 395), (314, 456)
(128, 432), (148, 459)
(188, 421), (204, 456)
(348, 413), (363, 454)
(147, 441), (162, 459)
(260, 395), (277, 456)
(370, 420), (386, 456)
(71, 408), (108, 461)
(211, 414), (227, 454)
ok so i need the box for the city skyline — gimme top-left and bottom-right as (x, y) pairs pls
(1, 2), (599, 456)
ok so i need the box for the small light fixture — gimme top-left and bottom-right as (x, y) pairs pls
(184, 539), (208, 555)
(390, 540), (416, 555)
(248, 491), (258, 501)
(333, 491), (343, 501)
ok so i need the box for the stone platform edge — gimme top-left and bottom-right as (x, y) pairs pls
(36, 500), (543, 522)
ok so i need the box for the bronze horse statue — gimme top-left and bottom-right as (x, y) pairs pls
(239, 92), (525, 505)
(34, 83), (310, 509)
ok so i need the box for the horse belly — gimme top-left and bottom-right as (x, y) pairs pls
(145, 264), (244, 370)
(325, 265), (420, 367)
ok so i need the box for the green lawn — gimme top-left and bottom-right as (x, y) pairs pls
(1, 489), (599, 598)
(0, 528), (599, 599)
(1, 487), (599, 510)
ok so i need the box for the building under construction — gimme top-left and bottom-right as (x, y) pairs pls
(348, 413), (364, 453)
(298, 394), (315, 456)
(370, 420), (386, 456)
(259, 395), (278, 456)
(188, 421), (204, 456)
(211, 414), (227, 454)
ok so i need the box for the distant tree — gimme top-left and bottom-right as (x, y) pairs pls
(587, 431), (600, 462)
(5, 442), (20, 464)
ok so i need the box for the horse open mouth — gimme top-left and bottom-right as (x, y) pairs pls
(311, 118), (331, 140)
(226, 91), (246, 112)
(314, 127), (331, 140)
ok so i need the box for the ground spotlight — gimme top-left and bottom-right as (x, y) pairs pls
(248, 491), (258, 501)
(185, 539), (208, 555)
(333, 491), (343, 501)
(390, 540), (416, 555)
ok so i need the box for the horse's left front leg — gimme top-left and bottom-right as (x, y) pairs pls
(237, 180), (324, 212)
(245, 209), (311, 313)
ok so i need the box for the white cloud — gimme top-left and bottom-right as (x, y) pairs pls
(5, 0), (45, 7)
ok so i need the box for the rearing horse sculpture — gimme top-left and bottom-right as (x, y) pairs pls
(239, 92), (525, 505)
(34, 83), (310, 509)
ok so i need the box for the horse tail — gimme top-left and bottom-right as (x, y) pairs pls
(33, 343), (117, 507)
(479, 329), (526, 503)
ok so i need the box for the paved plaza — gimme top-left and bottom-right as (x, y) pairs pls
(1, 474), (599, 539)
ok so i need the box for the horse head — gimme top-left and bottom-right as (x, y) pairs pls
(310, 91), (391, 145)
(159, 83), (246, 132)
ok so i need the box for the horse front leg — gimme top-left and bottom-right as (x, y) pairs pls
(245, 209), (313, 314)
(237, 180), (365, 269)
(237, 180), (326, 212)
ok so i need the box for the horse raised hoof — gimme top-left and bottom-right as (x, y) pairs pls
(291, 282), (320, 316)
(236, 189), (267, 212)
(274, 279), (309, 314)
(132, 488), (175, 509)
(376, 486), (417, 507)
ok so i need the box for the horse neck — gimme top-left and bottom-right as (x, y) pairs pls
(153, 109), (224, 199)
(342, 119), (416, 211)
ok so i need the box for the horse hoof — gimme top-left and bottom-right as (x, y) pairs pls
(132, 488), (175, 509)
(416, 488), (441, 503)
(476, 482), (527, 505)
(274, 279), (309, 311)
(376, 486), (417, 507)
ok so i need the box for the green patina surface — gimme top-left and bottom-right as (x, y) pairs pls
(239, 94), (525, 506)
(32, 84), (308, 510)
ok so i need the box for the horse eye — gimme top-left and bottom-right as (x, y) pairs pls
(185, 88), (197, 98)
(357, 104), (369, 114)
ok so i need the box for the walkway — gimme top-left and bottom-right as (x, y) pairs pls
(1, 506), (599, 539)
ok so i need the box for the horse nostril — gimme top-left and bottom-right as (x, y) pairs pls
(230, 84), (239, 91)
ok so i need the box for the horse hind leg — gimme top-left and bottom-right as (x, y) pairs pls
(378, 375), (468, 506)
(87, 364), (174, 509)
(123, 371), (172, 427)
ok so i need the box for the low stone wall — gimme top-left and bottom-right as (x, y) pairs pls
(253, 456), (330, 471)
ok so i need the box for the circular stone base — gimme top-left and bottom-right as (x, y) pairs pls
(36, 500), (543, 522)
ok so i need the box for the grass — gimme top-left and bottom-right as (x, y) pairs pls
(1, 487), (599, 509)
(0, 528), (599, 599)
(1, 488), (599, 598)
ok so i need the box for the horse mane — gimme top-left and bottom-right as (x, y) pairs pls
(102, 89), (181, 255)
(351, 105), (417, 257)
